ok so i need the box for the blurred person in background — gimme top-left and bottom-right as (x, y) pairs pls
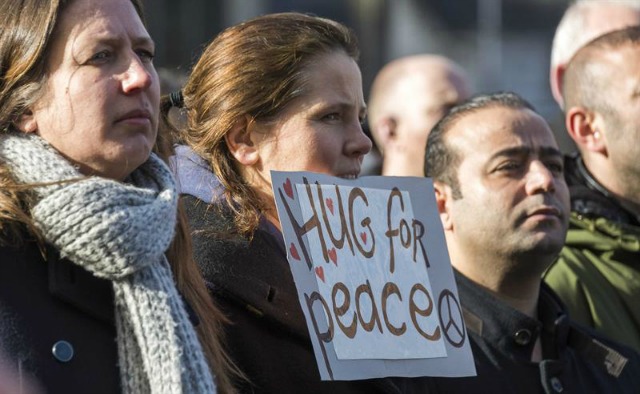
(366, 54), (471, 176)
(548, 0), (640, 153)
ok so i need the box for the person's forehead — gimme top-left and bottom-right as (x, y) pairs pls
(57, 0), (146, 35)
(391, 68), (465, 105)
(282, 51), (364, 115)
(448, 106), (555, 153)
(305, 51), (363, 95)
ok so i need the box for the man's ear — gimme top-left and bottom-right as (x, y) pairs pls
(376, 117), (397, 147)
(16, 110), (38, 133)
(434, 181), (453, 231)
(565, 106), (606, 154)
(225, 116), (260, 166)
(550, 64), (566, 109)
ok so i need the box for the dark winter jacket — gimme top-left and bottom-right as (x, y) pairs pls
(427, 270), (640, 393)
(183, 194), (430, 393)
(0, 239), (120, 393)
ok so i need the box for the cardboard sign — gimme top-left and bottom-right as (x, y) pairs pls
(272, 172), (476, 381)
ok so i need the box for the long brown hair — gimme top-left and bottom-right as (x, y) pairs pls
(156, 130), (242, 393)
(0, 1), (237, 392)
(0, 0), (66, 244)
(163, 12), (360, 236)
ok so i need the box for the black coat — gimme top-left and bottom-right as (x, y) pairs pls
(426, 271), (640, 393)
(184, 195), (430, 394)
(0, 239), (120, 393)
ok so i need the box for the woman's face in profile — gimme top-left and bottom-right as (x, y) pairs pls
(21, 0), (160, 181)
(249, 50), (372, 195)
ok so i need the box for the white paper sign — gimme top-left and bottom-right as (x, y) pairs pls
(272, 171), (476, 381)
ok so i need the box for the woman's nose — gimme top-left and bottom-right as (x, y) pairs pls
(121, 56), (154, 94)
(347, 121), (372, 158)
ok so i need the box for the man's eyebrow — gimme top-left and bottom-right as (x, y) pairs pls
(488, 146), (562, 161)
(488, 146), (531, 161)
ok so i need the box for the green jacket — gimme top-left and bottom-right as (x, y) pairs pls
(544, 154), (640, 353)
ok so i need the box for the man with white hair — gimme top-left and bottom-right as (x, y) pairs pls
(550, 0), (640, 108)
(367, 54), (471, 176)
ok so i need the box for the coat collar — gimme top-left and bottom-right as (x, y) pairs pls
(46, 246), (115, 324)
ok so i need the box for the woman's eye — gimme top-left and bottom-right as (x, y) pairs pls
(136, 49), (155, 63)
(89, 50), (111, 62)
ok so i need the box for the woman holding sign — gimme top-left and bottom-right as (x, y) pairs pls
(0, 0), (236, 392)
(164, 12), (431, 394)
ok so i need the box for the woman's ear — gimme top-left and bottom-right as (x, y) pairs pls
(16, 110), (38, 133)
(434, 181), (453, 231)
(565, 107), (606, 154)
(225, 116), (260, 166)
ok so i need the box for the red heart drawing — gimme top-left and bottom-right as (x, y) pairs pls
(325, 198), (334, 215)
(328, 248), (337, 265)
(289, 243), (300, 260)
(360, 232), (367, 244)
(283, 178), (293, 199)
(315, 266), (325, 282)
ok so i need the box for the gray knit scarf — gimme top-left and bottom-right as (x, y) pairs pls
(0, 133), (216, 393)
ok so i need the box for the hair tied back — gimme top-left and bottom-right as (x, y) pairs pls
(169, 91), (184, 108)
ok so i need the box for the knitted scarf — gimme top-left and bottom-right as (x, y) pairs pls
(0, 133), (216, 393)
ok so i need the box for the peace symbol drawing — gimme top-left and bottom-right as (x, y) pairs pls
(438, 289), (466, 348)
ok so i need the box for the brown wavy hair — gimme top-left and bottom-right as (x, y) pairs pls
(162, 12), (359, 237)
(0, 1), (237, 391)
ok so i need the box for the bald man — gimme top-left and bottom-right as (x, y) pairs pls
(367, 54), (471, 177)
(543, 26), (640, 354)
(550, 0), (640, 109)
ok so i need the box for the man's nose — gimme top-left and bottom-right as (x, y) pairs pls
(525, 161), (556, 195)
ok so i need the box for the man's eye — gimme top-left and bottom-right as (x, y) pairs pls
(496, 162), (521, 172)
(323, 113), (341, 121)
(546, 162), (564, 174)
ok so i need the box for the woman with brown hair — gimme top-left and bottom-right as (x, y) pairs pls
(164, 12), (429, 393)
(0, 0), (235, 392)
